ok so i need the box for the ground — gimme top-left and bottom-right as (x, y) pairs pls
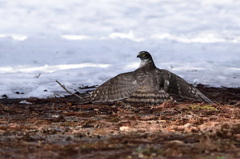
(0, 85), (240, 159)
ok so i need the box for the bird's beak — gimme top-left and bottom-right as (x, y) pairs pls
(137, 54), (140, 58)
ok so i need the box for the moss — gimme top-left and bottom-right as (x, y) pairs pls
(204, 156), (228, 159)
(190, 104), (217, 111)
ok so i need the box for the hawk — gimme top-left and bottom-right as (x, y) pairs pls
(84, 51), (212, 105)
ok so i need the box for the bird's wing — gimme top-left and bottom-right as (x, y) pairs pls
(156, 69), (213, 103)
(86, 72), (139, 103)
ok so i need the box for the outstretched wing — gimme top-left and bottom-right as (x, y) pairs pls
(157, 69), (213, 103)
(86, 72), (139, 103)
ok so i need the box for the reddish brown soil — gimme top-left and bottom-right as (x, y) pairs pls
(0, 85), (240, 159)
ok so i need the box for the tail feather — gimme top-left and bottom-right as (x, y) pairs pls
(125, 88), (170, 105)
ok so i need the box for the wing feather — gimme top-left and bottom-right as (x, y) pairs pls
(86, 72), (139, 103)
(156, 69), (213, 103)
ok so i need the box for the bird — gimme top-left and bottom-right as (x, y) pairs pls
(84, 51), (213, 105)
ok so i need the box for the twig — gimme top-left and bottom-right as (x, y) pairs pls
(56, 80), (82, 99)
(53, 93), (62, 98)
(34, 73), (41, 78)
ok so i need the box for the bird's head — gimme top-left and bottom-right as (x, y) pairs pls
(137, 51), (152, 60)
(137, 51), (156, 68)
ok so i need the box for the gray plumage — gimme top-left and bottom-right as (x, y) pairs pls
(84, 51), (212, 105)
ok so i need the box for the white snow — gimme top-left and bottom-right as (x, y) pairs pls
(0, 0), (239, 99)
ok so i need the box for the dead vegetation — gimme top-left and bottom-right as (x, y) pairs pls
(0, 85), (240, 159)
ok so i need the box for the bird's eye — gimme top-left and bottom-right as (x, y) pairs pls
(142, 53), (145, 57)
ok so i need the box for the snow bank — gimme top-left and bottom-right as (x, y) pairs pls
(0, 0), (239, 98)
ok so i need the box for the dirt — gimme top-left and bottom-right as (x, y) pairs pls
(0, 85), (240, 159)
